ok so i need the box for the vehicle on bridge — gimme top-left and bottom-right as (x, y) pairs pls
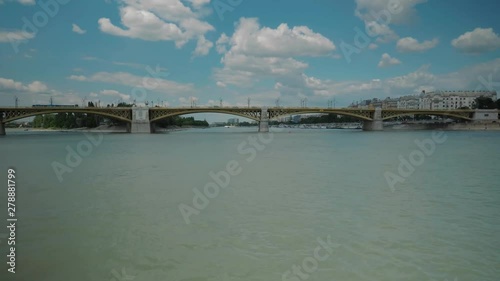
(32, 104), (79, 108)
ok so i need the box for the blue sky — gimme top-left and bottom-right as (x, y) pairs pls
(0, 0), (499, 119)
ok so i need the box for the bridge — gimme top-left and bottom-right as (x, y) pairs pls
(0, 106), (496, 135)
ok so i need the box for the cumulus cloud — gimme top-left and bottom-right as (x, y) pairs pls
(354, 0), (428, 43)
(365, 20), (399, 43)
(185, 0), (210, 9)
(91, 89), (131, 102)
(0, 77), (83, 106)
(214, 18), (335, 89)
(0, 78), (48, 92)
(0, 30), (35, 43)
(98, 0), (214, 49)
(0, 0), (35, 5)
(72, 24), (87, 34)
(68, 75), (87, 81)
(216, 18), (336, 58)
(192, 35), (213, 57)
(397, 37), (439, 52)
(68, 71), (194, 95)
(451, 27), (500, 54)
(378, 53), (402, 68)
(256, 58), (499, 107)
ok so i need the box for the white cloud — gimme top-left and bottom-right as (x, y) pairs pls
(112, 61), (148, 69)
(451, 27), (500, 54)
(0, 77), (85, 107)
(214, 18), (335, 89)
(333, 59), (499, 99)
(355, 0), (427, 24)
(215, 33), (229, 54)
(68, 71), (194, 95)
(216, 18), (336, 58)
(368, 43), (378, 50)
(0, 0), (35, 5)
(222, 53), (308, 76)
(251, 58), (499, 107)
(0, 78), (48, 92)
(27, 81), (49, 92)
(378, 53), (402, 68)
(192, 35), (213, 57)
(0, 30), (35, 43)
(185, 0), (210, 9)
(0, 78), (25, 91)
(365, 20), (398, 43)
(82, 56), (98, 61)
(354, 0), (427, 44)
(68, 75), (87, 81)
(98, 0), (214, 49)
(397, 37), (439, 52)
(72, 24), (87, 34)
(91, 89), (131, 102)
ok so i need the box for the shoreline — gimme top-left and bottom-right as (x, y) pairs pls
(8, 122), (500, 133)
(385, 122), (500, 131)
(10, 125), (209, 133)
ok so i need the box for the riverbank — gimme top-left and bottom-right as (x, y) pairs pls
(22, 125), (128, 133)
(13, 122), (500, 133)
(386, 122), (500, 131)
(20, 124), (209, 133)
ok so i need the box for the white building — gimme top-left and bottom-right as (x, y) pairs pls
(397, 95), (420, 109)
(419, 90), (496, 110)
(395, 90), (497, 110)
(349, 90), (497, 110)
(227, 118), (239, 124)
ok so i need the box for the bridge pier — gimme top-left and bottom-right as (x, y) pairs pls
(362, 107), (383, 131)
(259, 108), (269, 133)
(130, 107), (152, 133)
(0, 122), (5, 136)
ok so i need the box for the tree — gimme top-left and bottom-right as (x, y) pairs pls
(473, 96), (496, 109)
(496, 99), (500, 109)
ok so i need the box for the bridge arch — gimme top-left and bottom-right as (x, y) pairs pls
(1, 108), (132, 124)
(269, 109), (373, 121)
(149, 108), (261, 123)
(381, 111), (474, 121)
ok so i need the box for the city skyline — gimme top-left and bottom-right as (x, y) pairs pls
(0, 0), (499, 121)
